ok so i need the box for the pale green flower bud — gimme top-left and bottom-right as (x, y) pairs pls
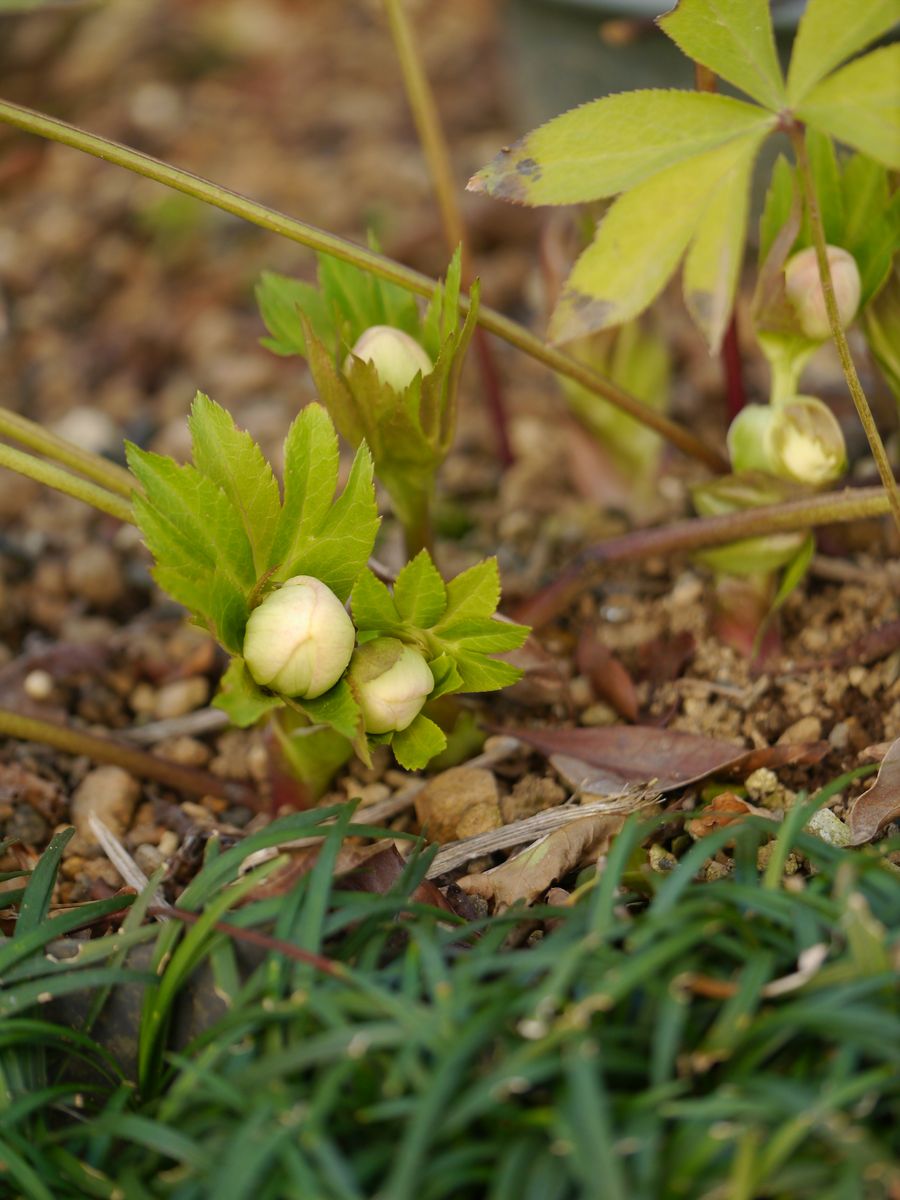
(727, 397), (846, 487)
(784, 245), (861, 341)
(770, 395), (846, 486)
(349, 637), (434, 734)
(346, 325), (433, 391)
(243, 576), (355, 698)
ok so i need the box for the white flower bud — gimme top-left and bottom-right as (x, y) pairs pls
(345, 325), (433, 392)
(349, 637), (434, 734)
(243, 576), (355, 699)
(784, 245), (861, 341)
(770, 395), (846, 486)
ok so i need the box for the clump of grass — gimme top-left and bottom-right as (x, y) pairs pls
(1, 804), (898, 1200)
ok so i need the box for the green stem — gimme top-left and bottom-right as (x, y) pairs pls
(0, 98), (727, 473)
(789, 123), (900, 535)
(0, 440), (134, 523)
(516, 485), (889, 627)
(0, 405), (134, 497)
(0, 709), (256, 805)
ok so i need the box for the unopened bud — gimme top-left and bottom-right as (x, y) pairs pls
(728, 397), (845, 487)
(243, 576), (355, 698)
(346, 325), (433, 392)
(784, 245), (860, 341)
(349, 637), (434, 734)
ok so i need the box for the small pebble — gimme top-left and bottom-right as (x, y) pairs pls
(65, 544), (125, 608)
(415, 767), (502, 844)
(806, 808), (851, 847)
(23, 669), (55, 701)
(69, 765), (140, 850)
(134, 843), (165, 875)
(777, 715), (822, 745)
(152, 677), (209, 720)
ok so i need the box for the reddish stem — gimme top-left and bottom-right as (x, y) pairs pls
(722, 310), (747, 420)
(473, 326), (514, 467)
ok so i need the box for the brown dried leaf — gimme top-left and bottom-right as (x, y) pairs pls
(686, 792), (774, 839)
(504, 724), (827, 794)
(848, 736), (900, 844)
(576, 627), (639, 722)
(635, 630), (695, 684)
(458, 813), (623, 909)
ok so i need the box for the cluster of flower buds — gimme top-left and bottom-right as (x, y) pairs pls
(243, 577), (434, 733)
(345, 325), (434, 392)
(784, 245), (861, 341)
(727, 395), (846, 488)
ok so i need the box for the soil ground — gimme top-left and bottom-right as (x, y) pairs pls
(1, 0), (897, 908)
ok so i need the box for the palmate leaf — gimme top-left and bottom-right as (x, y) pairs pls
(468, 91), (772, 207)
(189, 393), (281, 574)
(268, 404), (379, 602)
(796, 45), (900, 170)
(786, 0), (900, 106)
(683, 139), (758, 352)
(255, 272), (336, 358)
(657, 0), (785, 110)
(549, 131), (770, 344)
(393, 550), (447, 629)
(213, 659), (282, 727)
(391, 714), (447, 772)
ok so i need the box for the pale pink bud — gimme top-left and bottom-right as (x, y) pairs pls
(784, 245), (861, 341)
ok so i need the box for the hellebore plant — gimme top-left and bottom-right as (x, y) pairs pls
(257, 246), (478, 556)
(127, 394), (527, 774)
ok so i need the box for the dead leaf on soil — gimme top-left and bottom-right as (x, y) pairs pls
(685, 792), (774, 840)
(502, 725), (828, 794)
(576, 627), (639, 722)
(458, 813), (624, 909)
(848, 736), (900, 844)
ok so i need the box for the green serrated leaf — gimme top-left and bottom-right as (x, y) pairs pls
(841, 156), (897, 305)
(189, 394), (281, 574)
(683, 136), (757, 352)
(442, 559), (501, 624)
(393, 550), (448, 628)
(469, 91), (773, 207)
(390, 713), (447, 771)
(351, 568), (403, 634)
(433, 616), (531, 656)
(268, 405), (379, 601)
(658, 0), (785, 110)
(786, 0), (900, 106)
(795, 45), (900, 170)
(770, 533), (816, 614)
(549, 131), (770, 343)
(127, 445), (254, 650)
(256, 272), (336, 358)
(453, 654), (524, 694)
(299, 679), (363, 743)
(213, 659), (282, 727)
(279, 442), (379, 601)
(426, 653), (465, 702)
(758, 155), (797, 264)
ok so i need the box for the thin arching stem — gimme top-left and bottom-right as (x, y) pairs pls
(0, 98), (727, 473)
(382, 0), (513, 465)
(515, 485), (889, 627)
(0, 440), (133, 523)
(0, 405), (134, 497)
(789, 123), (900, 535)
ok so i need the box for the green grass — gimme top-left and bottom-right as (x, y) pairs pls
(0, 807), (898, 1200)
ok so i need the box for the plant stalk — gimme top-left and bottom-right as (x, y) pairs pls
(0, 405), (135, 497)
(789, 123), (900, 535)
(0, 709), (257, 806)
(0, 440), (134, 523)
(0, 98), (727, 472)
(515, 485), (889, 627)
(381, 0), (514, 466)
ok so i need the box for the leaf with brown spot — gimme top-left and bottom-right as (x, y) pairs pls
(686, 792), (774, 840)
(848, 737), (900, 844)
(501, 724), (827, 794)
(458, 814), (623, 909)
